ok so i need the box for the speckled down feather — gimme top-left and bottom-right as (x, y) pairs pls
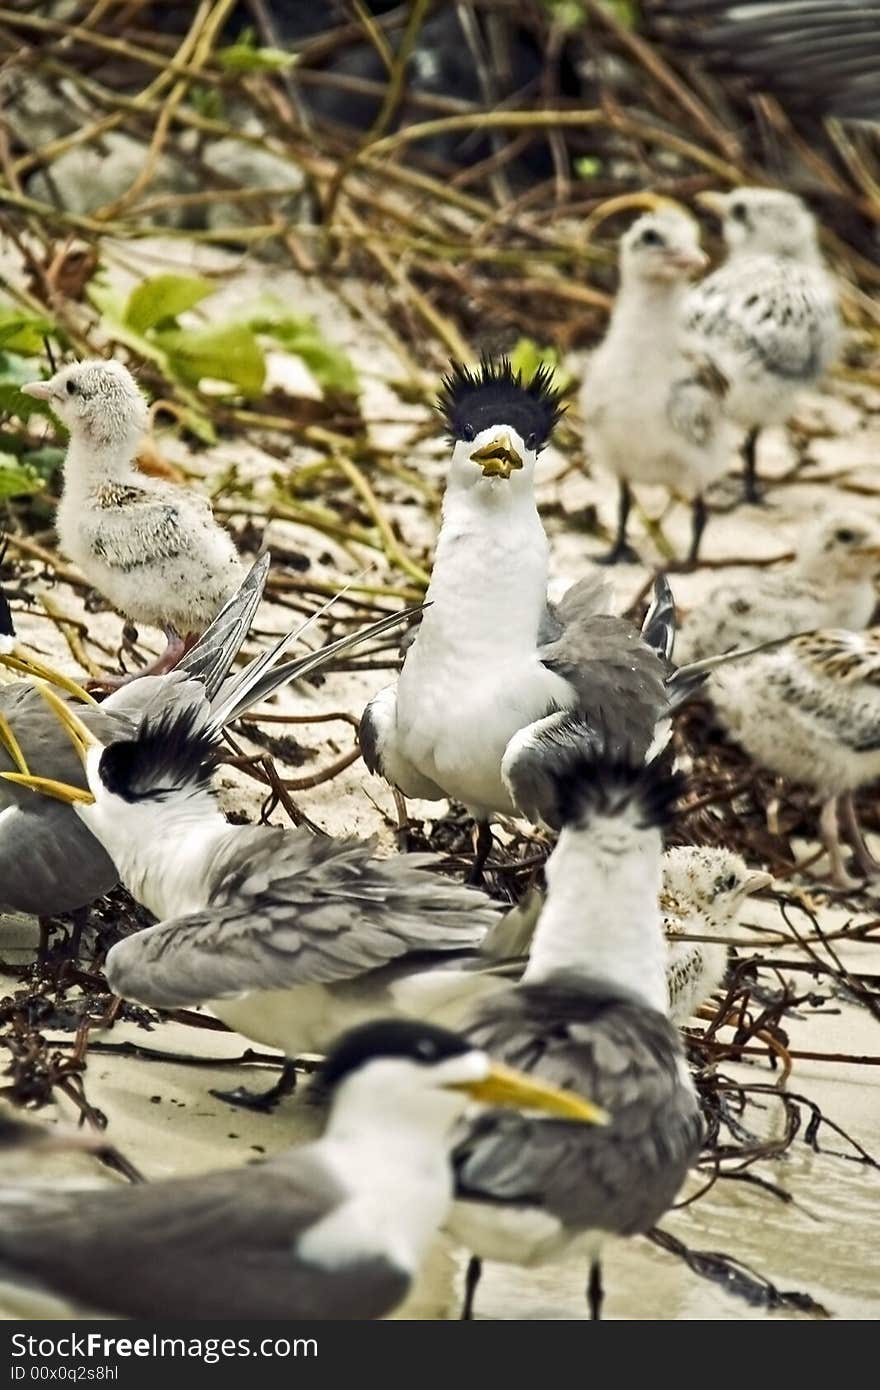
(105, 829), (499, 1009)
(451, 973), (702, 1235)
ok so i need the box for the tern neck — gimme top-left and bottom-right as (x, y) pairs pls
(419, 474), (550, 654)
(63, 433), (140, 492)
(77, 791), (228, 919)
(523, 819), (668, 1013)
(611, 276), (688, 338)
(300, 1083), (464, 1275)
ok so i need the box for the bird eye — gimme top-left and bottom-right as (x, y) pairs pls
(834, 528), (857, 543)
(462, 423), (475, 442)
(717, 874), (737, 893)
(640, 229), (663, 247)
(525, 432), (538, 450)
(416, 1039), (438, 1060)
(65, 380), (78, 396)
(729, 203), (748, 223)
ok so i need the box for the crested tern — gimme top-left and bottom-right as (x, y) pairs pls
(7, 691), (506, 1103)
(22, 359), (245, 681)
(444, 727), (703, 1319)
(0, 1018), (603, 1319)
(581, 208), (734, 566)
(360, 357), (744, 876)
(0, 555), (419, 922)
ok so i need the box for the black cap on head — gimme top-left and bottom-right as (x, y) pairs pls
(316, 1019), (475, 1097)
(437, 356), (565, 450)
(99, 705), (221, 803)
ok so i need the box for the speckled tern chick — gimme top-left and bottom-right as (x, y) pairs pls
(581, 208), (734, 565)
(686, 187), (840, 504)
(711, 628), (880, 889)
(22, 360), (244, 679)
(676, 510), (880, 663)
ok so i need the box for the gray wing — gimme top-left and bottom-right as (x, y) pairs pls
(538, 613), (669, 755)
(87, 488), (188, 565)
(0, 802), (118, 916)
(106, 826), (500, 1008)
(539, 570), (612, 645)
(453, 974), (702, 1236)
(359, 683), (447, 799)
(0, 1153), (407, 1320)
(687, 260), (837, 382)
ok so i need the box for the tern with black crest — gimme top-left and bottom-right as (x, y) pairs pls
(0, 1019), (603, 1319)
(445, 724), (703, 1319)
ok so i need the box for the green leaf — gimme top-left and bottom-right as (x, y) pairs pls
(573, 155), (602, 180)
(216, 41), (296, 73)
(509, 338), (572, 394)
(154, 324), (266, 397)
(250, 314), (360, 396)
(0, 309), (54, 355)
(0, 453), (45, 500)
(124, 274), (216, 335)
(0, 381), (54, 423)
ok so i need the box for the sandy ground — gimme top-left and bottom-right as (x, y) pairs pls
(1, 236), (878, 1320)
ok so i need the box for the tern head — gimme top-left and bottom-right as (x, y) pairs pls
(697, 187), (820, 263)
(437, 357), (564, 493)
(21, 359), (149, 450)
(661, 846), (771, 934)
(797, 511), (880, 580)
(620, 210), (707, 284)
(314, 1018), (607, 1135)
(1, 690), (218, 826)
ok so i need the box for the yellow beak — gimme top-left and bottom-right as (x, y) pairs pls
(0, 680), (101, 805)
(0, 645), (97, 705)
(469, 434), (524, 481)
(852, 544), (880, 562)
(0, 713), (30, 775)
(451, 1061), (609, 1125)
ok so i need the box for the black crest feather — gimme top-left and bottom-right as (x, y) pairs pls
(312, 1019), (473, 1102)
(98, 705), (222, 803)
(437, 355), (565, 449)
(533, 715), (684, 831)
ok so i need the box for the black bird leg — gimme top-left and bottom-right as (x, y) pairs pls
(467, 821), (493, 885)
(460, 1255), (483, 1320)
(597, 481), (639, 565)
(742, 427), (762, 505)
(211, 1060), (299, 1112)
(587, 1259), (604, 1320)
(686, 493), (708, 568)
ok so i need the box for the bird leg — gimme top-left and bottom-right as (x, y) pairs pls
(839, 793), (880, 877)
(460, 1255), (483, 1320)
(210, 1059), (299, 1112)
(92, 626), (188, 690)
(467, 821), (493, 885)
(686, 493), (708, 568)
(597, 481), (639, 565)
(818, 797), (862, 890)
(741, 427), (763, 505)
(393, 788), (412, 852)
(587, 1259), (604, 1320)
